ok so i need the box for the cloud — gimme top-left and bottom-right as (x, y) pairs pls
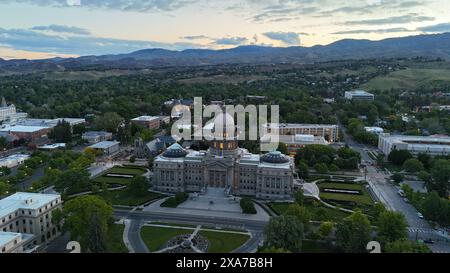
(212, 36), (248, 45)
(417, 23), (450, 33)
(3, 0), (194, 12)
(332, 27), (414, 35)
(180, 35), (211, 40)
(31, 24), (91, 35)
(0, 26), (201, 56)
(343, 13), (435, 26)
(263, 31), (301, 45)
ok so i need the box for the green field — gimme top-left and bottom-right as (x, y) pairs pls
(363, 68), (450, 91)
(106, 224), (128, 253)
(95, 189), (162, 206)
(199, 231), (250, 253)
(141, 226), (191, 252)
(318, 182), (373, 206)
(93, 166), (147, 185)
(269, 201), (350, 222)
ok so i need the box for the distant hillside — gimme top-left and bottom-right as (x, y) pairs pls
(1, 32), (450, 73)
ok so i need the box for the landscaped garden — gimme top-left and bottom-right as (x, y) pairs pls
(94, 188), (163, 206)
(269, 199), (350, 222)
(318, 181), (374, 209)
(141, 226), (191, 252)
(93, 166), (147, 185)
(140, 225), (250, 253)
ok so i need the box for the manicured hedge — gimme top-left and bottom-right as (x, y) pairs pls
(240, 197), (257, 214)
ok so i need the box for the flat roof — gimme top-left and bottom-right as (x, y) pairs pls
(0, 125), (49, 133)
(82, 131), (112, 136)
(89, 141), (120, 149)
(38, 143), (66, 149)
(0, 232), (21, 247)
(381, 134), (450, 144)
(0, 154), (30, 163)
(0, 192), (60, 219)
(345, 90), (374, 95)
(131, 116), (160, 122)
(264, 123), (338, 129)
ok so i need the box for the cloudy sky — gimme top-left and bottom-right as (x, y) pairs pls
(0, 0), (449, 59)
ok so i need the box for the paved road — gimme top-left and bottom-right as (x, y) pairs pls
(114, 209), (267, 253)
(340, 126), (450, 252)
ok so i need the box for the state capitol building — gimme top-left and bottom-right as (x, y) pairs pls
(153, 111), (296, 200)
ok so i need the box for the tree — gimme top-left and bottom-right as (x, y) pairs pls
(293, 189), (304, 206)
(284, 203), (311, 231)
(402, 158), (424, 173)
(385, 238), (431, 253)
(318, 221), (334, 239)
(48, 120), (72, 143)
(264, 215), (304, 253)
(0, 166), (11, 176)
(128, 176), (148, 197)
(54, 169), (90, 195)
(62, 195), (113, 253)
(391, 172), (404, 184)
(421, 191), (450, 225)
(297, 161), (309, 179)
(93, 112), (124, 133)
(240, 197), (257, 214)
(277, 142), (288, 155)
(418, 170), (432, 184)
(0, 137), (8, 150)
(376, 211), (408, 243)
(314, 163), (329, 173)
(388, 150), (413, 166)
(417, 153), (431, 170)
(0, 181), (9, 195)
(336, 211), (372, 253)
(429, 159), (450, 197)
(259, 247), (291, 253)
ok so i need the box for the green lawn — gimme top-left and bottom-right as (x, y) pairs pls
(93, 166), (147, 185)
(95, 189), (163, 206)
(140, 226), (192, 252)
(269, 201), (350, 222)
(199, 231), (250, 253)
(106, 224), (128, 253)
(318, 182), (373, 206)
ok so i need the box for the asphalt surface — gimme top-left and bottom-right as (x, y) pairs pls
(340, 127), (450, 253)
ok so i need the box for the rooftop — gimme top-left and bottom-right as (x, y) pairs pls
(131, 116), (160, 122)
(82, 131), (112, 137)
(345, 90), (374, 95)
(89, 141), (120, 149)
(0, 124), (49, 133)
(0, 154), (30, 163)
(0, 192), (60, 219)
(0, 232), (21, 247)
(264, 123), (338, 129)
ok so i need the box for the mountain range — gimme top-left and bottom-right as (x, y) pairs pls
(1, 32), (450, 73)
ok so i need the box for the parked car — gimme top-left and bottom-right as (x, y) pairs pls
(424, 238), (434, 244)
(403, 197), (410, 203)
(417, 212), (424, 219)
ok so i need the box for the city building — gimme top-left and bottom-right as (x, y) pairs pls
(0, 124), (51, 141)
(0, 231), (34, 253)
(365, 127), (384, 135)
(0, 192), (62, 248)
(0, 154), (30, 168)
(131, 116), (168, 130)
(261, 134), (328, 156)
(0, 97), (28, 122)
(82, 131), (113, 144)
(88, 141), (120, 156)
(264, 123), (339, 142)
(134, 136), (176, 158)
(378, 134), (450, 156)
(344, 90), (375, 101)
(37, 143), (66, 151)
(153, 112), (296, 200)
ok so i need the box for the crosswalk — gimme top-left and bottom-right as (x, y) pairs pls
(408, 227), (435, 234)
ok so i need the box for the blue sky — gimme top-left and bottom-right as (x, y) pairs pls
(0, 0), (449, 59)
